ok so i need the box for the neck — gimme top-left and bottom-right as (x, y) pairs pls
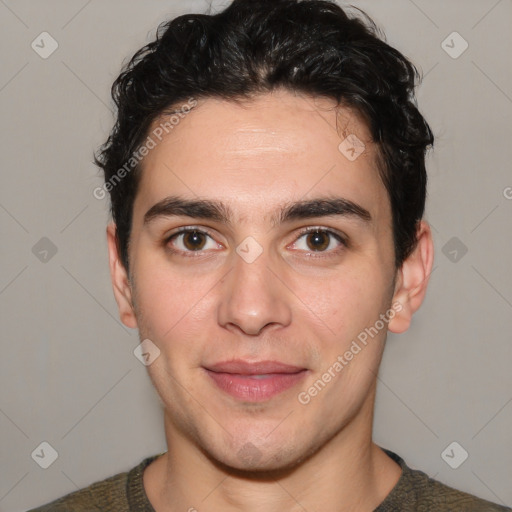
(144, 384), (402, 512)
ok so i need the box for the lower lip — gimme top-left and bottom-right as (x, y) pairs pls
(205, 369), (308, 402)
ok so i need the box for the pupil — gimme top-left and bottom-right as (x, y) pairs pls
(307, 231), (329, 251)
(184, 231), (205, 250)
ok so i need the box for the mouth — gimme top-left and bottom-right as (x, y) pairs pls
(203, 360), (309, 402)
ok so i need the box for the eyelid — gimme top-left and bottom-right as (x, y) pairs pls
(164, 225), (347, 256)
(293, 226), (347, 244)
(165, 225), (217, 240)
(165, 226), (223, 255)
(288, 226), (348, 255)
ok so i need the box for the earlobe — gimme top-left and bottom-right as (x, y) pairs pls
(106, 223), (138, 329)
(388, 220), (434, 334)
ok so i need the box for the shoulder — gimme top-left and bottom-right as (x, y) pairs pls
(407, 468), (510, 511)
(26, 454), (160, 512)
(378, 449), (512, 512)
(26, 472), (128, 512)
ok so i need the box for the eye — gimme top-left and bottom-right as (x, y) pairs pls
(291, 228), (345, 253)
(167, 229), (220, 253)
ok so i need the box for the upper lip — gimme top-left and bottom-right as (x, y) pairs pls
(204, 359), (306, 375)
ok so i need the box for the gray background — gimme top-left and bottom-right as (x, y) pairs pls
(1, 0), (511, 510)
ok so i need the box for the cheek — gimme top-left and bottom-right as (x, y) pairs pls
(298, 266), (390, 339)
(302, 272), (390, 411)
(131, 257), (218, 341)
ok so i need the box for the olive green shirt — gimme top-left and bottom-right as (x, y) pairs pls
(28, 449), (511, 511)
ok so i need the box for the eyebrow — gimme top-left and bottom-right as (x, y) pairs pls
(143, 196), (372, 227)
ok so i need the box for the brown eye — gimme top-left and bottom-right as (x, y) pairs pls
(291, 229), (345, 255)
(167, 228), (220, 255)
(182, 230), (207, 250)
(305, 231), (330, 251)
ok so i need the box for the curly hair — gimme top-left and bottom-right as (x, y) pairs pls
(94, 0), (434, 272)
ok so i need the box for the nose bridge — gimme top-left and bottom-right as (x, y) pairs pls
(232, 247), (270, 296)
(217, 242), (292, 335)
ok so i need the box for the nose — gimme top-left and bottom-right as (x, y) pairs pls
(217, 247), (292, 336)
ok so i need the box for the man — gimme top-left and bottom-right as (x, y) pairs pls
(30, 0), (511, 510)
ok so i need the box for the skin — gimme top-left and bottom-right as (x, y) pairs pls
(107, 89), (434, 512)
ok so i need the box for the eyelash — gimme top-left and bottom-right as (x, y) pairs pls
(293, 227), (348, 256)
(164, 226), (347, 258)
(164, 227), (220, 258)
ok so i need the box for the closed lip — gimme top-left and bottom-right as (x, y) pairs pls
(204, 359), (306, 375)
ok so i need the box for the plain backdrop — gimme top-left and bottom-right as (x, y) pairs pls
(0, 1), (511, 510)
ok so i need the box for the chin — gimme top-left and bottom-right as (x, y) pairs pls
(202, 436), (313, 476)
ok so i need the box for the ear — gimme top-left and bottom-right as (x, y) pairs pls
(106, 222), (138, 329)
(388, 220), (434, 334)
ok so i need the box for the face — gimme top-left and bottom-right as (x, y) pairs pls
(108, 89), (425, 472)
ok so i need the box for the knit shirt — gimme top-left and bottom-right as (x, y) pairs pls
(28, 449), (511, 511)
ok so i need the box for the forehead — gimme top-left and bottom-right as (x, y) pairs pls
(133, 90), (389, 226)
